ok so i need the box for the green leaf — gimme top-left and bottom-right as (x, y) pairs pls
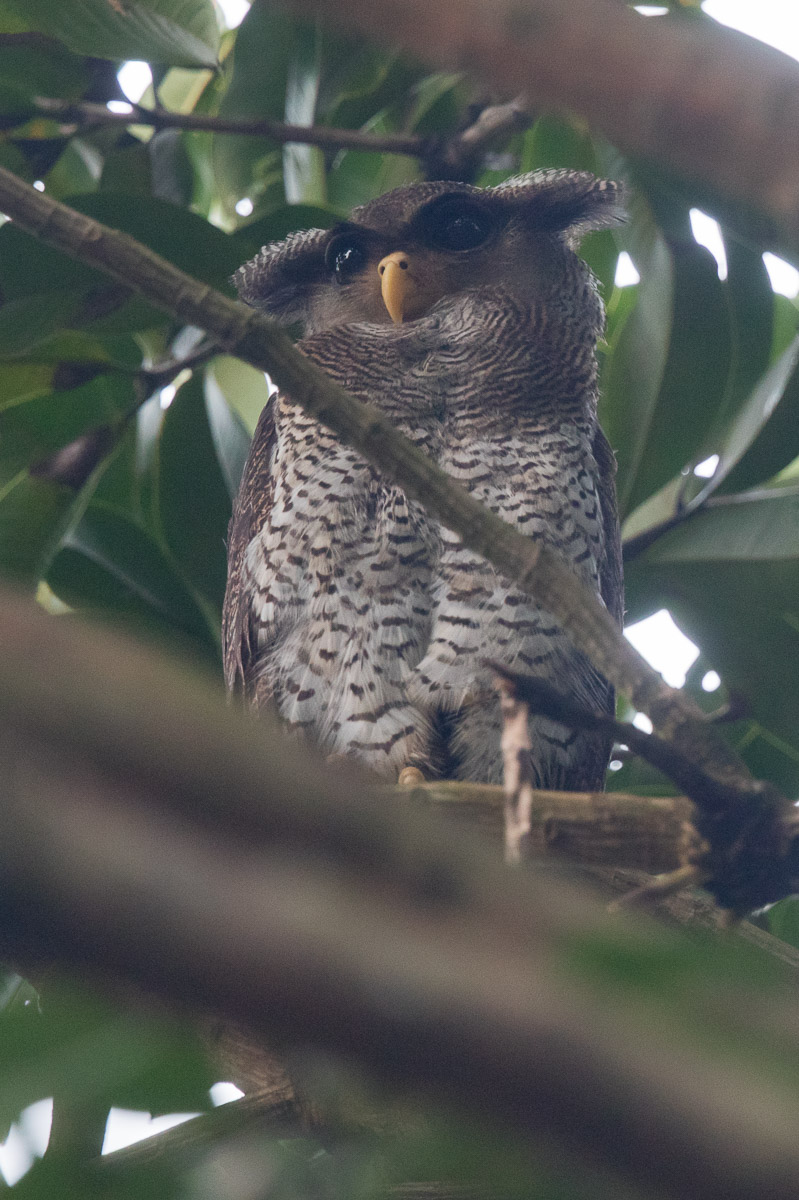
(47, 500), (218, 650)
(204, 366), (252, 498)
(705, 335), (799, 497)
(0, 193), (244, 303)
(709, 237), (774, 441)
(625, 489), (799, 793)
(0, 292), (80, 356)
(598, 196), (673, 520)
(207, 354), (269, 435)
(0, 0), (219, 67)
(0, 974), (214, 1134)
(213, 5), (305, 218)
(283, 23), (326, 206)
(154, 372), (231, 612)
(0, 471), (79, 587)
(238, 203), (340, 254)
(0, 35), (87, 116)
(0, 371), (133, 475)
(766, 897), (799, 949)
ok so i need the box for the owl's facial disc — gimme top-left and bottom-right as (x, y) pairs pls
(378, 251), (429, 324)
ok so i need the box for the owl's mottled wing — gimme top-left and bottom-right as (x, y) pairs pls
(593, 424), (623, 630)
(565, 424), (622, 790)
(222, 398), (276, 699)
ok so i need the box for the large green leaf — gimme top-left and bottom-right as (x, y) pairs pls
(204, 366), (252, 498)
(701, 334), (799, 498)
(154, 372), (231, 612)
(0, 974), (213, 1135)
(0, 193), (244, 302)
(282, 23), (326, 207)
(0, 35), (87, 116)
(0, 293), (81, 356)
(239, 203), (341, 255)
(47, 500), (218, 651)
(0, 470), (79, 586)
(207, 353), (269, 435)
(598, 194), (673, 519)
(0, 0), (219, 67)
(212, 4), (304, 218)
(625, 488), (799, 794)
(706, 237), (774, 443)
(0, 371), (133, 475)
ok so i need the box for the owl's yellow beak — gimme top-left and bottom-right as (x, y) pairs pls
(378, 251), (424, 324)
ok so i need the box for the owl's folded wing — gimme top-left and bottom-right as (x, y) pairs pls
(223, 396), (277, 700)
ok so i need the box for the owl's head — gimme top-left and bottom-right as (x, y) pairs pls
(235, 170), (624, 334)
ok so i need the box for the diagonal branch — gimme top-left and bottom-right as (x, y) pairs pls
(282, 0), (799, 255)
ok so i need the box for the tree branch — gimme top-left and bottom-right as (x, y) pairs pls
(35, 97), (431, 159)
(282, 0), (799, 254)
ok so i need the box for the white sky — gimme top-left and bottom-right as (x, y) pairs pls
(3, 0), (795, 1183)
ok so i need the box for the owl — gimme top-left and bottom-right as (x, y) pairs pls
(223, 169), (624, 789)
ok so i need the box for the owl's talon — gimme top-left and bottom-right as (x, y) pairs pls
(398, 766), (426, 787)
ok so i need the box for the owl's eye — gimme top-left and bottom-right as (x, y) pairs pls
(325, 236), (367, 285)
(420, 199), (493, 252)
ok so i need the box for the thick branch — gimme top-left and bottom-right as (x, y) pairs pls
(285, 0), (799, 253)
(0, 167), (760, 798)
(3, 606), (799, 1200)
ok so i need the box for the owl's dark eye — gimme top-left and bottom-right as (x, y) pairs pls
(419, 198), (493, 252)
(325, 235), (367, 285)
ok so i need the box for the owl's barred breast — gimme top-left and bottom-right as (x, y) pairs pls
(242, 288), (611, 784)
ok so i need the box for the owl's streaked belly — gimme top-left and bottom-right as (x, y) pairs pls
(245, 405), (606, 783)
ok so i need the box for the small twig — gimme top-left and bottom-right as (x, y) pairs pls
(608, 865), (710, 912)
(486, 662), (736, 812)
(141, 337), (220, 389)
(497, 676), (537, 863)
(432, 94), (533, 176)
(34, 97), (432, 159)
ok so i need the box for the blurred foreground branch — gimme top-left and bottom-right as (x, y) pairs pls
(287, 0), (799, 254)
(3, 590), (799, 1200)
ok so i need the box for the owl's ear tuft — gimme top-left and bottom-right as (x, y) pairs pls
(495, 169), (626, 244)
(233, 227), (330, 324)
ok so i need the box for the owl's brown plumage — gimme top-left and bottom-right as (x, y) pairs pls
(224, 170), (623, 786)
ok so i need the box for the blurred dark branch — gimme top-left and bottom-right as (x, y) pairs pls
(284, 0), (799, 255)
(0, 166), (764, 808)
(3, 592), (799, 1200)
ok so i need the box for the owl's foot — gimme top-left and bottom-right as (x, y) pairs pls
(398, 766), (426, 787)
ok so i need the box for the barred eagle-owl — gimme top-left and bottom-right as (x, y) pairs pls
(223, 169), (623, 789)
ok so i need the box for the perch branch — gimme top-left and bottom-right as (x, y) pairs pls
(488, 665), (796, 912)
(285, 0), (799, 254)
